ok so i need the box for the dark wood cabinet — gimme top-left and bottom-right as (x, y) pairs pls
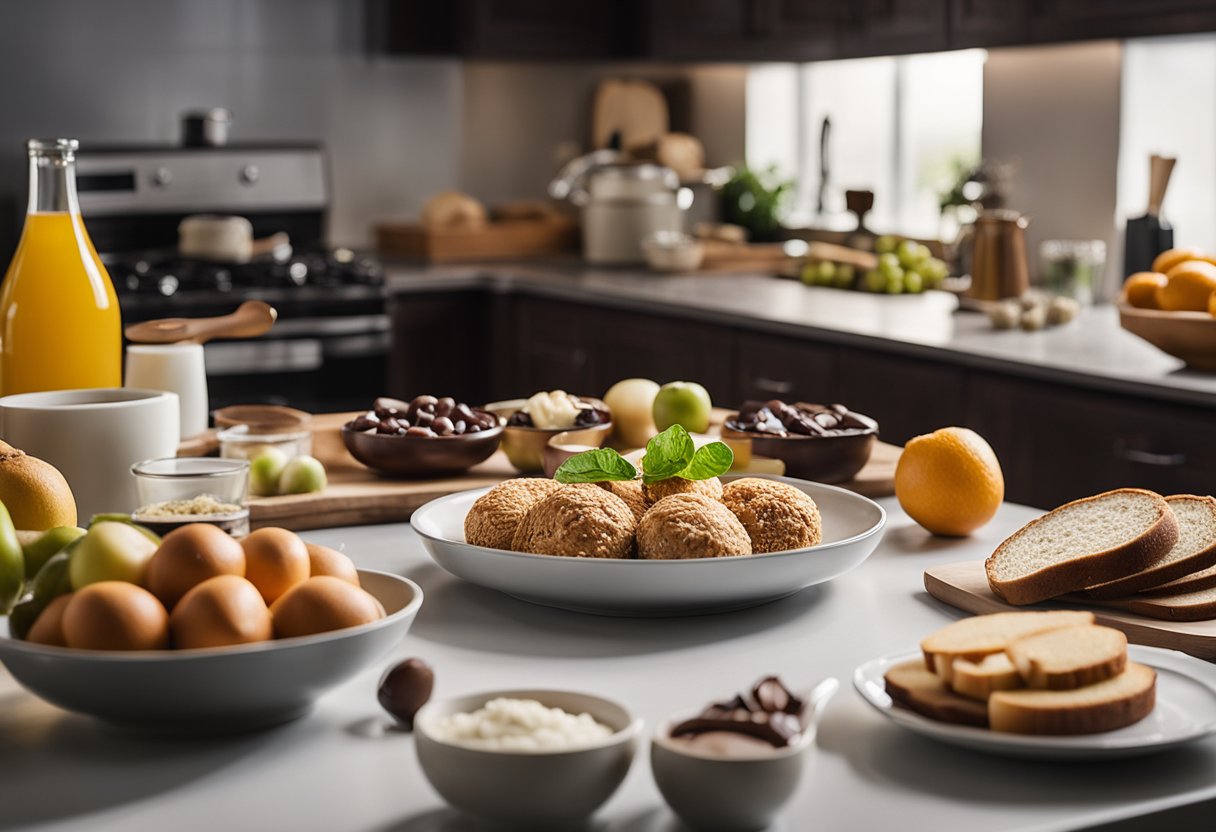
(1028, 0), (1216, 43)
(645, 0), (840, 62)
(948, 0), (1030, 48)
(387, 292), (490, 404)
(835, 350), (967, 446)
(844, 0), (949, 58)
(735, 332), (838, 405)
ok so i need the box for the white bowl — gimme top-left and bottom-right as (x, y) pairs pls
(411, 474), (886, 616)
(650, 678), (837, 832)
(414, 689), (641, 828)
(0, 570), (422, 732)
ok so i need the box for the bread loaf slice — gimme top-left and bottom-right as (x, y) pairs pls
(921, 611), (1095, 683)
(1119, 586), (1216, 621)
(988, 662), (1157, 735)
(1005, 625), (1127, 690)
(1140, 562), (1216, 597)
(950, 653), (1022, 701)
(883, 661), (989, 728)
(986, 489), (1178, 605)
(1084, 495), (1216, 599)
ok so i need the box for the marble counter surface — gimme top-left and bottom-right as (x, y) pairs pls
(384, 262), (1216, 409)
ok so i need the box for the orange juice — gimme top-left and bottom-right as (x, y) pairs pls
(0, 140), (121, 395)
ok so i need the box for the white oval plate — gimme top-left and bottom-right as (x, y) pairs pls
(411, 474), (886, 616)
(854, 645), (1216, 760)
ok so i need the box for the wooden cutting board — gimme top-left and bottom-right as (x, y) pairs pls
(244, 412), (900, 532)
(375, 217), (578, 262)
(924, 560), (1216, 661)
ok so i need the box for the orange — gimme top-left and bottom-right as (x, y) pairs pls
(1159, 260), (1216, 311)
(1123, 272), (1167, 309)
(1151, 247), (1202, 275)
(895, 427), (1004, 537)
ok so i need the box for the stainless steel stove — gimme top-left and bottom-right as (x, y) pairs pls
(76, 143), (389, 412)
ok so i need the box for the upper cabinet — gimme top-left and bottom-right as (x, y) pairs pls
(369, 0), (1216, 61)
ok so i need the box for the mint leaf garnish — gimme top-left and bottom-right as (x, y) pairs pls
(676, 441), (734, 480)
(553, 448), (638, 484)
(641, 424), (696, 484)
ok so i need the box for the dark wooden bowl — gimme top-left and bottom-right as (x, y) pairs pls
(342, 418), (503, 478)
(1118, 300), (1216, 371)
(721, 420), (878, 483)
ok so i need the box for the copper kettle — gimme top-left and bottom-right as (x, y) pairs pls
(967, 209), (1030, 301)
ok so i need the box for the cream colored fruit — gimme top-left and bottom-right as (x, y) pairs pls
(603, 378), (660, 449)
(0, 440), (76, 530)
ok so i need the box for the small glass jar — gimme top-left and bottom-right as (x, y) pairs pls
(1039, 240), (1106, 305)
(217, 425), (312, 461)
(130, 457), (250, 537)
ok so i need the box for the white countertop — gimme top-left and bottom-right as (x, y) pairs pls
(4, 500), (1216, 832)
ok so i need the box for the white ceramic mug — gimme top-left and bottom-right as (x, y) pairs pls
(0, 388), (180, 520)
(125, 344), (209, 439)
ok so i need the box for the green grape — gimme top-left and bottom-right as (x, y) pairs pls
(834, 263), (856, 289)
(863, 269), (886, 292)
(903, 271), (924, 294)
(885, 274), (904, 294)
(878, 252), (901, 277)
(924, 258), (948, 282)
(896, 239), (923, 269)
(800, 263), (817, 285)
(875, 235), (899, 254)
(815, 260), (837, 285)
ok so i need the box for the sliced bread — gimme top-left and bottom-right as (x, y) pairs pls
(1084, 495), (1216, 599)
(950, 652), (1022, 701)
(988, 662), (1157, 735)
(985, 489), (1178, 605)
(1140, 562), (1216, 597)
(921, 610), (1095, 683)
(1119, 586), (1216, 622)
(883, 661), (989, 728)
(1005, 624), (1127, 690)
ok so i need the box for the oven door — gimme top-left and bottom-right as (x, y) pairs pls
(202, 314), (389, 413)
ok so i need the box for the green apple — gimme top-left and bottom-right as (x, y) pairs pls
(69, 521), (158, 589)
(21, 525), (85, 578)
(250, 447), (289, 497)
(278, 455), (328, 495)
(653, 381), (712, 434)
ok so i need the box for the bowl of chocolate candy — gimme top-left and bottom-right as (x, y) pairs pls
(721, 400), (878, 483)
(342, 396), (503, 478)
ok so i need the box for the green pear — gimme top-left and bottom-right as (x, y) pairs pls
(69, 521), (158, 590)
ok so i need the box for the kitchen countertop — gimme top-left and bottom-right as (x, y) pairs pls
(4, 500), (1215, 832)
(384, 262), (1216, 409)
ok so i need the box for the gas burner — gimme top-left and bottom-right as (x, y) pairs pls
(107, 249), (384, 298)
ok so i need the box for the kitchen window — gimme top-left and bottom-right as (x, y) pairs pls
(746, 49), (986, 240)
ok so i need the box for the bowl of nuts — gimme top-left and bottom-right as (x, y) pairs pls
(342, 396), (504, 478)
(721, 400), (878, 483)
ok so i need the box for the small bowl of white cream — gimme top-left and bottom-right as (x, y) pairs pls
(414, 689), (641, 828)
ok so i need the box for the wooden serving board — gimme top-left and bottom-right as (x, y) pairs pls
(375, 217), (578, 262)
(924, 560), (1216, 661)
(242, 412), (900, 533)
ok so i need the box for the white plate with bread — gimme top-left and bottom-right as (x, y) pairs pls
(855, 612), (1216, 760)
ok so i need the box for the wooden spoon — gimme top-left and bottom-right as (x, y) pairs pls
(125, 300), (277, 345)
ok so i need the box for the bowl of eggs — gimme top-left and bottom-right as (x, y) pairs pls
(0, 523), (422, 731)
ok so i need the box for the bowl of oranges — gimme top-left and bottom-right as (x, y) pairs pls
(1119, 248), (1216, 370)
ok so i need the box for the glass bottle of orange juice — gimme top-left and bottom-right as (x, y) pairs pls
(0, 138), (121, 395)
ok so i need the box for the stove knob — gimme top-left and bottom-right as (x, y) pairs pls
(151, 167), (173, 188)
(239, 164), (260, 186)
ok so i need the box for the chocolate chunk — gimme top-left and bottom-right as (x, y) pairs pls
(377, 657), (434, 730)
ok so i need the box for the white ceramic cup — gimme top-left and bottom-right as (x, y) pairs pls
(0, 388), (180, 520)
(125, 344), (209, 439)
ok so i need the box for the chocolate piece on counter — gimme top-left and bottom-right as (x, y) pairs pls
(377, 657), (435, 730)
(670, 676), (806, 748)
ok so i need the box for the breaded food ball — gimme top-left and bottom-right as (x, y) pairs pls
(722, 478), (822, 553)
(511, 484), (636, 558)
(464, 478), (562, 550)
(642, 476), (723, 506)
(637, 493), (752, 560)
(600, 479), (647, 524)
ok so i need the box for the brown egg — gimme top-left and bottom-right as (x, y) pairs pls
(241, 527), (310, 605)
(305, 542), (360, 586)
(63, 582), (169, 650)
(270, 576), (384, 639)
(146, 524), (245, 610)
(27, 593), (74, 646)
(170, 575), (273, 650)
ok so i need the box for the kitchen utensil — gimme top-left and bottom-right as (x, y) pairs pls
(342, 421), (503, 478)
(1118, 300), (1216, 371)
(553, 160), (684, 264)
(0, 388), (179, 519)
(966, 209), (1030, 301)
(651, 678), (837, 832)
(854, 644), (1216, 760)
(414, 689), (640, 828)
(181, 108), (232, 147)
(1124, 154), (1176, 278)
(924, 559), (1216, 660)
(816, 116), (831, 215)
(0, 570), (421, 732)
(411, 475), (886, 616)
(591, 78), (669, 151)
(178, 215), (291, 264)
(124, 300), (277, 345)
(124, 343), (209, 438)
(1040, 239), (1106, 305)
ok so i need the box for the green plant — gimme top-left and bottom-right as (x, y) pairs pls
(720, 166), (794, 242)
